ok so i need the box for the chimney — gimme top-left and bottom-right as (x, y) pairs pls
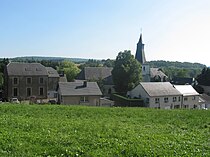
(83, 81), (87, 87)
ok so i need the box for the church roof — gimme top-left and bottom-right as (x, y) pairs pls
(150, 68), (167, 79)
(135, 33), (146, 64)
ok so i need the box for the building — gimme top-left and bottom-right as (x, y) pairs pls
(135, 33), (168, 82)
(4, 62), (59, 101)
(46, 67), (60, 99)
(171, 77), (195, 85)
(76, 67), (115, 97)
(174, 85), (200, 109)
(128, 82), (182, 109)
(57, 81), (102, 105)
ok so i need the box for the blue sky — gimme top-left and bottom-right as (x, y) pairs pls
(0, 0), (210, 65)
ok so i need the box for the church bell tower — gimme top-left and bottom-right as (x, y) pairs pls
(135, 33), (150, 82)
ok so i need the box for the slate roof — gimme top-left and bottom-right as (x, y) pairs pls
(46, 67), (59, 78)
(140, 82), (182, 97)
(150, 68), (167, 78)
(171, 77), (194, 85)
(58, 82), (102, 96)
(6, 62), (48, 76)
(76, 67), (113, 85)
(200, 94), (210, 103)
(174, 85), (200, 96)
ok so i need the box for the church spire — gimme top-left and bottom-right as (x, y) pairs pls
(135, 33), (146, 64)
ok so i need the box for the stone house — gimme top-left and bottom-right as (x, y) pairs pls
(57, 81), (102, 105)
(4, 62), (59, 101)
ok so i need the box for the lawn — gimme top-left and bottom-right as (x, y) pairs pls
(0, 104), (209, 156)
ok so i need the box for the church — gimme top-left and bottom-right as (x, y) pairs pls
(135, 34), (168, 82)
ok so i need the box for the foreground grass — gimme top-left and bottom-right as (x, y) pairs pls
(0, 104), (209, 156)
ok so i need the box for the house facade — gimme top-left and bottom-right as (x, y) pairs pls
(4, 62), (59, 101)
(174, 85), (200, 109)
(57, 81), (102, 106)
(128, 82), (182, 109)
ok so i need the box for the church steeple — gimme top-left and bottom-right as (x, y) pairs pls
(135, 33), (146, 64)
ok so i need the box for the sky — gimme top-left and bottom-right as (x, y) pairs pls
(0, 0), (210, 66)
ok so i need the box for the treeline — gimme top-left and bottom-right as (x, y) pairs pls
(149, 60), (205, 69)
(149, 60), (206, 79)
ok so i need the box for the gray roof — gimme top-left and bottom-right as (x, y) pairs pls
(150, 68), (167, 78)
(174, 85), (199, 96)
(6, 62), (48, 76)
(58, 82), (102, 96)
(140, 82), (182, 97)
(77, 67), (112, 80)
(46, 67), (59, 78)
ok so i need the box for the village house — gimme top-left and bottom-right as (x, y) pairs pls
(4, 62), (59, 102)
(57, 81), (102, 105)
(174, 85), (200, 109)
(76, 67), (115, 97)
(128, 82), (182, 109)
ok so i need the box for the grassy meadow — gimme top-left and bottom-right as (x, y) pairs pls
(0, 104), (209, 156)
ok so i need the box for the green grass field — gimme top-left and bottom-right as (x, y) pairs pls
(0, 104), (209, 156)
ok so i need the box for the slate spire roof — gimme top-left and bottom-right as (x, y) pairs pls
(135, 33), (146, 64)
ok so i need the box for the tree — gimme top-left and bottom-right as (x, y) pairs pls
(57, 61), (80, 82)
(78, 59), (101, 69)
(196, 67), (210, 86)
(103, 59), (115, 67)
(112, 50), (142, 95)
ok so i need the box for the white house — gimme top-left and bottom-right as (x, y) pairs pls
(174, 85), (200, 109)
(128, 82), (182, 109)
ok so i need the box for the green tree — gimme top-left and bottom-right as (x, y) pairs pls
(103, 59), (115, 67)
(57, 61), (80, 82)
(196, 67), (210, 86)
(112, 50), (142, 95)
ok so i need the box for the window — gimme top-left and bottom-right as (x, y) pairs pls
(146, 98), (150, 104)
(173, 97), (177, 102)
(26, 88), (32, 97)
(174, 105), (180, 109)
(108, 88), (112, 94)
(164, 97), (168, 103)
(184, 105), (189, 108)
(39, 77), (44, 84)
(26, 77), (32, 84)
(80, 96), (89, 102)
(39, 87), (44, 96)
(184, 97), (188, 101)
(13, 88), (18, 97)
(13, 78), (18, 85)
(192, 96), (196, 100)
(178, 97), (181, 102)
(155, 98), (160, 104)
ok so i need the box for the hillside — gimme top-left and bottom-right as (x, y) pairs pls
(10, 56), (89, 63)
(0, 104), (209, 156)
(149, 60), (206, 69)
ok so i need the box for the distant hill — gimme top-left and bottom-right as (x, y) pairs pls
(148, 60), (206, 69)
(10, 56), (89, 63)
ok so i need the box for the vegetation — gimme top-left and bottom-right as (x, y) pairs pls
(149, 60), (205, 79)
(112, 50), (142, 95)
(0, 58), (9, 88)
(0, 104), (209, 156)
(196, 67), (210, 86)
(57, 61), (81, 82)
